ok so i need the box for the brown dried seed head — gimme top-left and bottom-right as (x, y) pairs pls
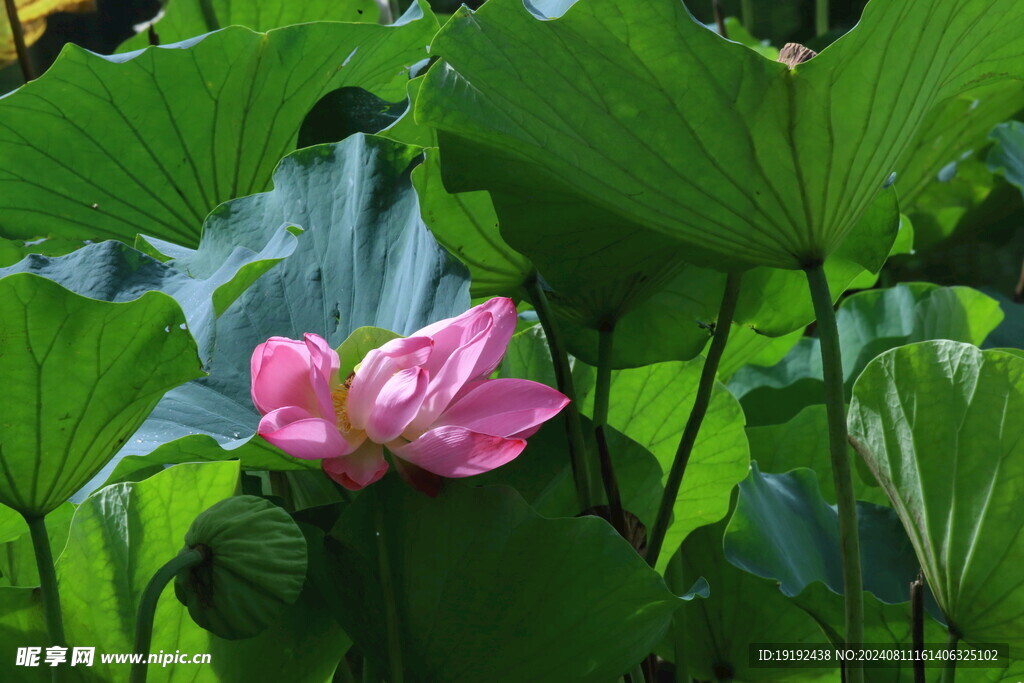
(778, 42), (818, 68)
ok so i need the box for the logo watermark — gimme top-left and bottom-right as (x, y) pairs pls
(15, 647), (211, 668)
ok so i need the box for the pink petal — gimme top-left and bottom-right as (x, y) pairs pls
(322, 440), (388, 490)
(250, 337), (321, 416)
(414, 298), (518, 380)
(416, 308), (492, 375)
(408, 316), (494, 434)
(303, 334), (341, 418)
(366, 367), (429, 443)
(258, 404), (314, 431)
(448, 378), (487, 406)
(347, 336), (433, 430)
(258, 408), (359, 460)
(509, 424), (544, 440)
(303, 333), (340, 383)
(466, 298), (518, 377)
(375, 334), (435, 366)
(437, 378), (569, 438)
(391, 426), (526, 478)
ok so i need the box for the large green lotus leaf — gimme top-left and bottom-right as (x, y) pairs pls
(848, 341), (1024, 651)
(798, 586), (1016, 681)
(896, 85), (1022, 249)
(0, 236), (83, 268)
(722, 467), (960, 680)
(0, 9), (436, 246)
(379, 76), (435, 148)
(412, 149), (531, 299)
(0, 234), (303, 498)
(205, 522), (349, 682)
(893, 119), (1024, 252)
(328, 477), (682, 682)
(984, 291), (1024, 351)
(415, 127), (897, 367)
(996, 662), (1024, 682)
(430, 137), (899, 335)
(1, 234), (298, 366)
(577, 358), (750, 571)
(668, 519), (835, 682)
(418, 0), (1024, 271)
(474, 414), (664, 531)
(0, 588), (49, 682)
(429, 157), (895, 369)
(989, 120), (1024, 196)
(0, 503), (74, 587)
(496, 325), (559, 391)
(57, 461), (349, 681)
(747, 405), (886, 506)
(731, 283), (1004, 425)
(0, 274), (202, 517)
(119, 0), (380, 52)
(298, 86), (409, 149)
(101, 434), (316, 492)
(718, 327), (803, 381)
(565, 234), (883, 367)
(904, 156), (1005, 251)
(0, 506), (22, 545)
(57, 462), (239, 679)
(898, 83), (1024, 211)
(724, 466), (921, 605)
(99, 136), (470, 489)
(559, 210), (895, 368)
(493, 326), (664, 524)
(794, 582), (952, 683)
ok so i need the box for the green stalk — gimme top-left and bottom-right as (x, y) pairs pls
(375, 494), (404, 683)
(25, 515), (65, 683)
(527, 275), (594, 512)
(911, 571), (925, 683)
(667, 551), (690, 683)
(741, 0), (755, 33)
(130, 547), (206, 683)
(3, 0), (35, 81)
(197, 0), (220, 32)
(594, 324), (628, 537)
(712, 0), (727, 39)
(816, 0), (830, 36)
(805, 263), (863, 683)
(627, 664), (646, 683)
(645, 272), (742, 567)
(940, 632), (959, 683)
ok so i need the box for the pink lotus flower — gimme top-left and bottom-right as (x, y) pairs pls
(250, 298), (569, 491)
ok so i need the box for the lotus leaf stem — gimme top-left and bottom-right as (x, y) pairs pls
(130, 547), (206, 683)
(527, 274), (595, 512)
(806, 262), (863, 683)
(198, 0), (220, 33)
(3, 0), (35, 81)
(25, 514), (64, 682)
(645, 271), (742, 567)
(594, 324), (628, 537)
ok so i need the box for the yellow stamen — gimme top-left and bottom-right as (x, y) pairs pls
(331, 379), (353, 433)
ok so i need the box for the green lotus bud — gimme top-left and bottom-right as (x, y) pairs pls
(174, 495), (308, 640)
